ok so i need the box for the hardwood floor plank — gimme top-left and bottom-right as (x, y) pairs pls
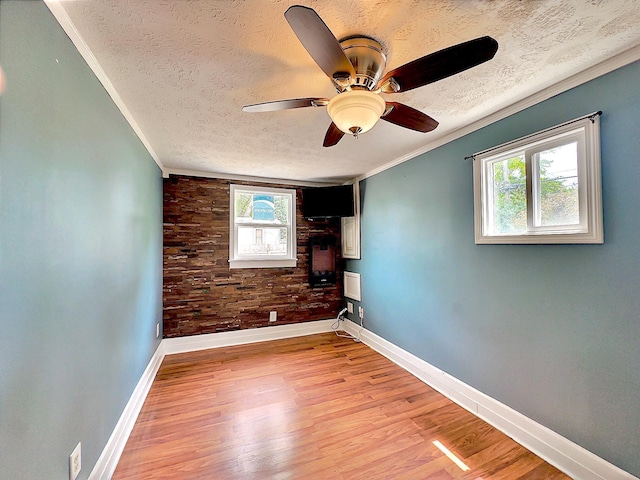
(113, 333), (570, 479)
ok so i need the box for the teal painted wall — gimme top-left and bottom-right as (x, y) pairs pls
(347, 60), (640, 476)
(0, 2), (163, 479)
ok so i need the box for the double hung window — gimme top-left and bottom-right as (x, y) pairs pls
(229, 184), (297, 268)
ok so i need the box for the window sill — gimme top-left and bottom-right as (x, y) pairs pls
(229, 258), (297, 269)
(475, 230), (603, 244)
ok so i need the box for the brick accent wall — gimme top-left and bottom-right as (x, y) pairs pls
(163, 176), (344, 338)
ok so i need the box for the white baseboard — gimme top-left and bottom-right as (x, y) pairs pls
(341, 319), (638, 480)
(162, 319), (336, 355)
(88, 343), (164, 480)
(90, 319), (336, 478)
(92, 318), (637, 480)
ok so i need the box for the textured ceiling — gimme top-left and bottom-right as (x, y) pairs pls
(49, 0), (640, 184)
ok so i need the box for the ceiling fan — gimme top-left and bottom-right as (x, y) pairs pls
(242, 5), (498, 147)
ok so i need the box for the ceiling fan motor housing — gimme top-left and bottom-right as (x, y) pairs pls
(339, 36), (387, 90)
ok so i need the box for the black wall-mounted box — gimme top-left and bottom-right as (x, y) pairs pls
(309, 235), (336, 287)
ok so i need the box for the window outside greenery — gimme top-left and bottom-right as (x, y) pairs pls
(492, 155), (527, 234)
(491, 143), (579, 234)
(534, 143), (579, 227)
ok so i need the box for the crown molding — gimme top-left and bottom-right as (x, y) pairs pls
(44, 0), (163, 171)
(163, 168), (337, 187)
(44, 0), (639, 186)
(357, 45), (640, 183)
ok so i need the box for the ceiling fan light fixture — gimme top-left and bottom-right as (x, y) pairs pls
(327, 90), (386, 136)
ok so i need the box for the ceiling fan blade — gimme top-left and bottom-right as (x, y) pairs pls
(242, 98), (329, 113)
(323, 122), (345, 147)
(379, 36), (499, 94)
(381, 102), (439, 132)
(285, 5), (356, 82)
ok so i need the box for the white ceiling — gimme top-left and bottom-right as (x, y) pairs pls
(47, 0), (640, 184)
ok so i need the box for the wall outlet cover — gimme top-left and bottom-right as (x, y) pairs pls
(70, 442), (81, 480)
(347, 302), (353, 314)
(269, 311), (277, 322)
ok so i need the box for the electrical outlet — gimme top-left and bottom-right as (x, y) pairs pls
(156, 322), (160, 338)
(358, 306), (364, 319)
(347, 302), (353, 314)
(269, 311), (277, 322)
(69, 442), (81, 480)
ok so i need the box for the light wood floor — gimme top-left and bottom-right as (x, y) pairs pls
(113, 333), (570, 479)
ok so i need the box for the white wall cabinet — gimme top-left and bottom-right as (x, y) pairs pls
(341, 183), (360, 259)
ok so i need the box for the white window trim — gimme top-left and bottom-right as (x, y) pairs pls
(473, 114), (603, 244)
(229, 184), (297, 269)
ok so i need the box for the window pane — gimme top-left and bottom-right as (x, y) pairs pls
(235, 192), (253, 221)
(235, 193), (289, 225)
(535, 142), (579, 226)
(273, 195), (289, 224)
(237, 226), (288, 255)
(252, 195), (275, 221)
(492, 155), (527, 234)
